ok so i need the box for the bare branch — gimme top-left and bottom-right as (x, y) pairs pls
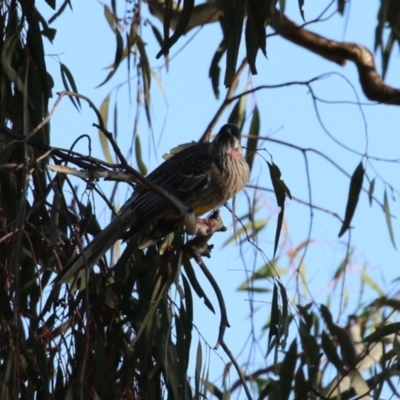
(273, 14), (400, 104)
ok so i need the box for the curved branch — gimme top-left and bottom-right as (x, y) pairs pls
(146, 0), (400, 104)
(273, 14), (400, 104)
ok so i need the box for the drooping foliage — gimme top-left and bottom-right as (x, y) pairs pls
(1, 1), (400, 399)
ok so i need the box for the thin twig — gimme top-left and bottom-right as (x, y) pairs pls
(182, 211), (252, 400)
(220, 341), (253, 400)
(200, 57), (249, 142)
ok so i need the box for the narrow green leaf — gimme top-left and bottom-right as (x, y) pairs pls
(279, 338), (297, 400)
(268, 284), (279, 347)
(321, 331), (344, 372)
(130, 284), (164, 350)
(162, 0), (173, 53)
(181, 274), (193, 367)
(237, 258), (283, 291)
(338, 161), (364, 237)
(368, 177), (375, 206)
(150, 23), (164, 49)
(97, 28), (124, 86)
(228, 95), (247, 131)
(45, 0), (56, 9)
(247, 0), (267, 56)
(278, 282), (288, 322)
(41, 28), (57, 42)
(104, 5), (117, 32)
(278, 281), (289, 347)
(299, 323), (320, 367)
(294, 365), (306, 399)
(360, 271), (384, 296)
(245, 5), (258, 74)
(97, 67), (117, 87)
(182, 255), (215, 314)
(135, 135), (148, 175)
(209, 40), (226, 99)
(98, 94), (115, 164)
(156, 0), (194, 57)
(60, 63), (81, 110)
(195, 341), (202, 398)
(382, 30), (395, 80)
(383, 189), (397, 249)
(23, 64), (29, 136)
(268, 161), (292, 256)
(298, 0), (305, 22)
(246, 106), (260, 171)
(136, 36), (152, 127)
(268, 162), (292, 203)
(333, 248), (353, 280)
(363, 322), (400, 343)
(222, 218), (268, 246)
(338, 0), (346, 14)
(223, 0), (246, 86)
(2, 35), (26, 95)
(374, 0), (391, 53)
(333, 325), (357, 366)
(114, 28), (124, 67)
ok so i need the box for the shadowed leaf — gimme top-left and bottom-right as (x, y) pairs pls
(60, 63), (80, 110)
(245, 4), (258, 74)
(246, 106), (260, 171)
(268, 284), (280, 347)
(298, 0), (305, 21)
(268, 161), (292, 256)
(299, 323), (320, 369)
(363, 322), (400, 343)
(338, 161), (364, 237)
(333, 248), (353, 279)
(135, 135), (148, 175)
(182, 256), (215, 314)
(223, 0), (245, 86)
(321, 331), (344, 372)
(98, 93), (114, 164)
(368, 177), (375, 206)
(294, 365), (306, 399)
(157, 0), (194, 58)
(228, 95), (247, 131)
(383, 188), (397, 249)
(195, 341), (202, 398)
(209, 39), (226, 99)
(136, 36), (152, 126)
(338, 0), (346, 14)
(279, 338), (297, 400)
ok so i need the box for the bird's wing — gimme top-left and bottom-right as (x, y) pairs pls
(55, 143), (215, 284)
(122, 142), (214, 227)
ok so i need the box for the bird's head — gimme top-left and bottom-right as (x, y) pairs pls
(212, 124), (242, 159)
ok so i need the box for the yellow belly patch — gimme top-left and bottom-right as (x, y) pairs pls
(164, 203), (217, 221)
(192, 203), (216, 216)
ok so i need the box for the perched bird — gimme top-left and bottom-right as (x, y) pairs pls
(55, 123), (249, 284)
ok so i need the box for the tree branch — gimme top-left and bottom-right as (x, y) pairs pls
(273, 14), (400, 104)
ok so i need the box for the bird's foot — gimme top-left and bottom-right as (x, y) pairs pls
(188, 210), (227, 238)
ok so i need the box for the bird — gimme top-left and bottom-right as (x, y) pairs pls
(55, 123), (250, 284)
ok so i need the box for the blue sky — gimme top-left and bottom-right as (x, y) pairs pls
(40, 0), (400, 395)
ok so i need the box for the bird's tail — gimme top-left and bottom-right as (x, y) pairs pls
(55, 212), (134, 285)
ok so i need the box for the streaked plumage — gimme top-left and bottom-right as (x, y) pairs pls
(55, 124), (249, 284)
